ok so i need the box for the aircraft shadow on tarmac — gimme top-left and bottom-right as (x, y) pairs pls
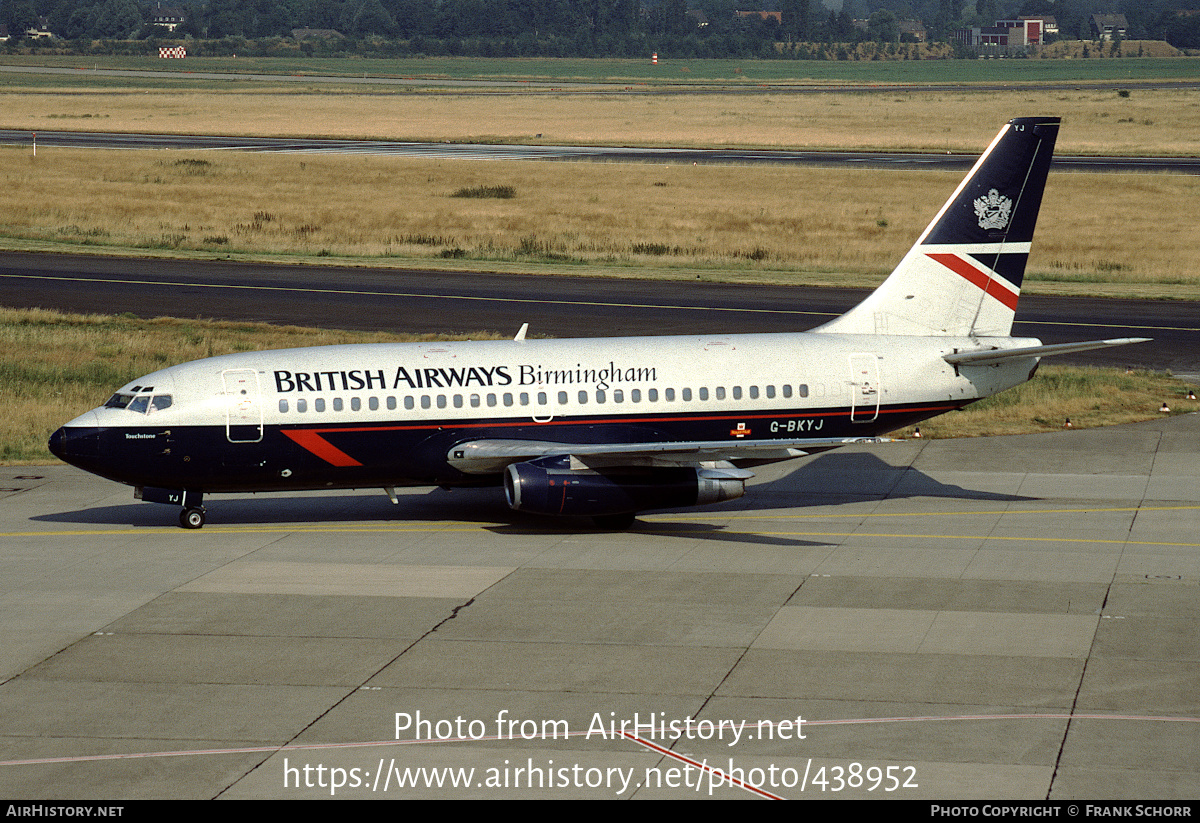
(36, 453), (1033, 545)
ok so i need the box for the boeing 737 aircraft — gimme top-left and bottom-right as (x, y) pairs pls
(49, 117), (1146, 529)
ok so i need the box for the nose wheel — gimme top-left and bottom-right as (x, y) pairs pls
(180, 506), (206, 529)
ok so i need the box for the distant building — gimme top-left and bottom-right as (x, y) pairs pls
(1090, 14), (1128, 41)
(956, 14), (1054, 51)
(151, 6), (187, 33)
(1021, 15), (1057, 39)
(996, 18), (1043, 46)
(898, 20), (927, 42)
(686, 9), (709, 28)
(26, 17), (54, 39)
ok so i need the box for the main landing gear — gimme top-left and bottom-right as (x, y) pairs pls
(179, 506), (206, 529)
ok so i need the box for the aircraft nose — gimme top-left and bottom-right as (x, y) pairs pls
(48, 411), (100, 464)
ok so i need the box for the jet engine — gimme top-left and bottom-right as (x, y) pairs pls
(503, 455), (746, 522)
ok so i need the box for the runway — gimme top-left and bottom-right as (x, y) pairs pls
(2, 413), (1197, 798)
(4, 129), (1198, 173)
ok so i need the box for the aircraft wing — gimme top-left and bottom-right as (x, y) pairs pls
(446, 436), (888, 475)
(944, 337), (1151, 366)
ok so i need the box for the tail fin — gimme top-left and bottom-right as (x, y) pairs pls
(814, 116), (1059, 337)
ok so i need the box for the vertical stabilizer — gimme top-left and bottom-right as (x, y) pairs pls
(813, 116), (1059, 337)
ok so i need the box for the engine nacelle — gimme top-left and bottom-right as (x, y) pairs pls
(504, 455), (745, 517)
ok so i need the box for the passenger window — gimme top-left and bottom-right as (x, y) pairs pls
(750, 386), (759, 399)
(369, 397), (379, 411)
(333, 398), (343, 412)
(681, 388), (691, 401)
(631, 389), (640, 402)
(470, 394), (480, 407)
(558, 391), (568, 405)
(538, 392), (548, 405)
(315, 398), (326, 412)
(766, 385), (776, 399)
(297, 399), (308, 413)
(520, 392), (530, 406)
(436, 395), (446, 409)
(387, 396), (397, 410)
(698, 388), (709, 401)
(596, 390), (606, 404)
(647, 389), (657, 402)
(577, 390), (588, 404)
(453, 394), (464, 408)
(799, 384), (809, 398)
(665, 388), (675, 401)
(404, 396), (415, 410)
(352, 397), (362, 411)
(487, 394), (497, 407)
(279, 399), (288, 413)
(717, 387), (727, 400)
(782, 385), (793, 398)
(421, 396), (431, 409)
(504, 393), (514, 407)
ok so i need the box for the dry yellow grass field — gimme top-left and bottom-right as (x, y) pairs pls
(1, 146), (1197, 295)
(2, 85), (1199, 155)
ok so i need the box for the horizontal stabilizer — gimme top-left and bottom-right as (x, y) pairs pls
(944, 337), (1151, 366)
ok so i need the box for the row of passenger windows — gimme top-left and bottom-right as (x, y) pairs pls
(278, 384), (815, 414)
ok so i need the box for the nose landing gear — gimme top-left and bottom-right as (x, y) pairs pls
(135, 487), (206, 528)
(179, 506), (206, 529)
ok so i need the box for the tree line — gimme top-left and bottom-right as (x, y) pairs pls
(4, 0), (1199, 54)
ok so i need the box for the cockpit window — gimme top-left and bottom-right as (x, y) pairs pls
(105, 393), (172, 413)
(105, 393), (135, 409)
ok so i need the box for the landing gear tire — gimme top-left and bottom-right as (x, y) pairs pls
(180, 507), (206, 529)
(592, 512), (636, 530)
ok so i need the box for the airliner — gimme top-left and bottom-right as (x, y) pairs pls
(49, 117), (1146, 529)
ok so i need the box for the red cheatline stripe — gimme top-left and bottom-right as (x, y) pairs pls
(281, 429), (362, 467)
(927, 252), (1019, 311)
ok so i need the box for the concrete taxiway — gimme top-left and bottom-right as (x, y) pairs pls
(1, 414), (1198, 799)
